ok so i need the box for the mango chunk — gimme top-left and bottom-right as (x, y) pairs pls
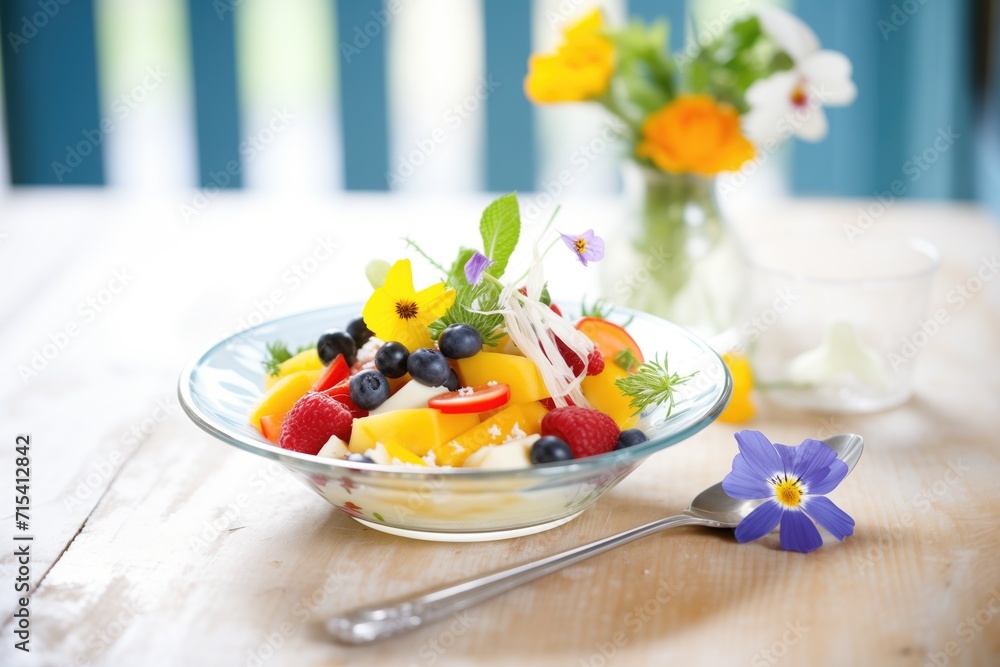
(432, 402), (548, 467)
(265, 348), (323, 389)
(582, 365), (639, 430)
(249, 369), (320, 431)
(348, 409), (479, 456)
(455, 353), (550, 404)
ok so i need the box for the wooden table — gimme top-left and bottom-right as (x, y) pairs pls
(2, 191), (999, 667)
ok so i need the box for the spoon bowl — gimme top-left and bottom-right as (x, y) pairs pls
(328, 433), (865, 644)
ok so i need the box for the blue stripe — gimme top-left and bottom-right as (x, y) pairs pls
(335, 0), (389, 191)
(484, 0), (535, 192)
(186, 0), (243, 189)
(792, 0), (881, 197)
(627, 0), (687, 52)
(793, 0), (976, 199)
(1, 0), (104, 185)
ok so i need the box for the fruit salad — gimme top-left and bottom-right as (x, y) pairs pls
(248, 194), (693, 469)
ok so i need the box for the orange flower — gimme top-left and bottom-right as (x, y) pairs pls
(524, 10), (614, 103)
(637, 95), (755, 176)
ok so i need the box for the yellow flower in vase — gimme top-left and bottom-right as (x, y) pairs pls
(719, 352), (755, 423)
(524, 10), (614, 103)
(362, 259), (456, 351)
(637, 95), (755, 176)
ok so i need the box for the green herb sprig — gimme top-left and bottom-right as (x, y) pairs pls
(262, 341), (315, 377)
(614, 354), (696, 417)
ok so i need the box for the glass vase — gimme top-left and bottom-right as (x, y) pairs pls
(604, 164), (746, 338)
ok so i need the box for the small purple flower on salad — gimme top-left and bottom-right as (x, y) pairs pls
(464, 251), (494, 285)
(722, 430), (855, 553)
(560, 230), (605, 266)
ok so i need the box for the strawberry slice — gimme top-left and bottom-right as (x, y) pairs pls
(428, 383), (511, 414)
(312, 354), (350, 392)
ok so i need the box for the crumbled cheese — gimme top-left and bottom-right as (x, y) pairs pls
(487, 424), (502, 439)
(422, 449), (437, 466)
(458, 386), (474, 397)
(502, 421), (526, 444)
(487, 380), (498, 387)
(449, 441), (465, 454)
(364, 443), (391, 465)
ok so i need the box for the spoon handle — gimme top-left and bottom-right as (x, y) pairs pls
(327, 514), (703, 644)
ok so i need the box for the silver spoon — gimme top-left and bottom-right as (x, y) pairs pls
(327, 433), (864, 644)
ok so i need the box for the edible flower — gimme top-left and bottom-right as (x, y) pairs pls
(362, 259), (456, 351)
(524, 10), (614, 103)
(636, 95), (755, 176)
(722, 430), (855, 553)
(464, 251), (494, 285)
(743, 7), (857, 143)
(718, 352), (755, 423)
(560, 229), (605, 266)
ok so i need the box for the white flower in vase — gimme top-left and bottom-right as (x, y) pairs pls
(743, 7), (858, 144)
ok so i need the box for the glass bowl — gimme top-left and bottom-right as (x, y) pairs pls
(178, 303), (731, 542)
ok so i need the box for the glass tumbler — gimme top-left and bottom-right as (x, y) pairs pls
(742, 231), (940, 413)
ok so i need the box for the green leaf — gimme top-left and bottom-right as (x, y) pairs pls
(479, 193), (521, 278)
(261, 341), (314, 377)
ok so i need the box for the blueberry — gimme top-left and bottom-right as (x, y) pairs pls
(444, 368), (460, 392)
(347, 453), (374, 464)
(531, 436), (574, 464)
(346, 317), (374, 348)
(375, 341), (409, 378)
(349, 369), (390, 410)
(615, 428), (649, 450)
(438, 324), (483, 359)
(407, 348), (451, 386)
(318, 330), (357, 366)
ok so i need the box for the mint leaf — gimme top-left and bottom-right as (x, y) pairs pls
(479, 193), (521, 278)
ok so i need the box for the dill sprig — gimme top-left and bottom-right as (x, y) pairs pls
(262, 341), (314, 377)
(614, 354), (697, 417)
(581, 297), (633, 327)
(429, 281), (507, 347)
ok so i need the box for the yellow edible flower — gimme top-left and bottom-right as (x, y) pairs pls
(637, 95), (755, 176)
(362, 259), (455, 352)
(718, 352), (755, 423)
(524, 10), (614, 103)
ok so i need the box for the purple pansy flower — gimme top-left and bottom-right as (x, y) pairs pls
(560, 230), (605, 266)
(464, 251), (494, 285)
(722, 430), (855, 553)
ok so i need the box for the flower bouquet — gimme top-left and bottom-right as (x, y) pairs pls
(524, 6), (857, 334)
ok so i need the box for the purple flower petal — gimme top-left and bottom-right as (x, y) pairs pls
(734, 500), (783, 543)
(559, 230), (605, 266)
(801, 458), (848, 495)
(788, 439), (838, 483)
(775, 444), (798, 474)
(723, 453), (774, 500)
(802, 496), (855, 541)
(464, 251), (494, 285)
(779, 510), (824, 553)
(734, 430), (784, 482)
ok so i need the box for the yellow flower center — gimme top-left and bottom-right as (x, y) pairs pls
(774, 478), (804, 508)
(395, 300), (419, 320)
(574, 238), (587, 255)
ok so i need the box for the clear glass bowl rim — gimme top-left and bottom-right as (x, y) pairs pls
(177, 302), (733, 483)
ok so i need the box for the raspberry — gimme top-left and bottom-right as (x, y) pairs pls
(541, 406), (620, 458)
(555, 338), (604, 376)
(279, 392), (354, 455)
(540, 397), (578, 411)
